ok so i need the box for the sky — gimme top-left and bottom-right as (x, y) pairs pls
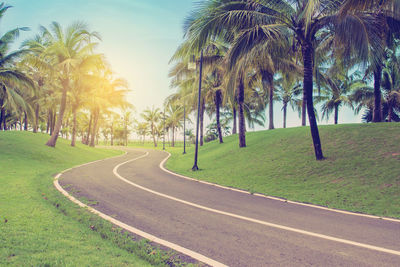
(3, 0), (362, 132)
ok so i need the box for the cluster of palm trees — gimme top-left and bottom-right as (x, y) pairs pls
(165, 0), (400, 160)
(135, 104), (188, 147)
(0, 4), (131, 147)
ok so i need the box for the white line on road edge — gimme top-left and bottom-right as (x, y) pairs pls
(55, 151), (227, 267)
(159, 151), (400, 224)
(114, 151), (400, 257)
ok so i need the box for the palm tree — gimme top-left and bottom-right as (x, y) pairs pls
(275, 75), (302, 128)
(0, 17), (33, 130)
(184, 0), (349, 159)
(121, 109), (134, 146)
(24, 21), (100, 147)
(339, 0), (400, 122)
(165, 103), (184, 147)
(135, 122), (149, 144)
(170, 40), (229, 145)
(315, 65), (363, 124)
(141, 106), (161, 147)
(86, 69), (129, 147)
(69, 54), (103, 146)
(381, 48), (400, 121)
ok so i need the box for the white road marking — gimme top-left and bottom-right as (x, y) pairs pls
(159, 151), (400, 223)
(113, 150), (400, 257)
(55, 151), (227, 267)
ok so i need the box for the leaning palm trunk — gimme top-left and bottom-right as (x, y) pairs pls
(302, 42), (323, 160)
(71, 107), (77, 146)
(46, 85), (68, 147)
(51, 110), (56, 135)
(215, 89), (223, 144)
(238, 78), (246, 148)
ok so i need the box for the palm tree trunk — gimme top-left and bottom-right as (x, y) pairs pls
(0, 102), (4, 130)
(283, 102), (287, 129)
(152, 123), (157, 147)
(232, 105), (237, 134)
(51, 110), (56, 134)
(111, 124), (114, 146)
(238, 78), (246, 148)
(268, 81), (275, 130)
(199, 98), (205, 146)
(215, 89), (223, 143)
(262, 71), (274, 130)
(86, 112), (93, 145)
(172, 126), (175, 147)
(302, 42), (323, 160)
(46, 110), (51, 134)
(90, 110), (99, 147)
(3, 114), (7, 130)
(302, 89), (307, 126)
(33, 103), (39, 133)
(24, 112), (28, 131)
(1, 111), (5, 130)
(46, 86), (67, 147)
(71, 107), (77, 146)
(388, 99), (393, 122)
(334, 103), (339, 125)
(373, 67), (382, 122)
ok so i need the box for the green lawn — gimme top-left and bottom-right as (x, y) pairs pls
(165, 123), (400, 219)
(0, 131), (186, 266)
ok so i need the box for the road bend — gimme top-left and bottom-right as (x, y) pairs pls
(59, 148), (400, 267)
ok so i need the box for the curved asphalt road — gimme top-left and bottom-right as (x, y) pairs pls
(59, 148), (400, 266)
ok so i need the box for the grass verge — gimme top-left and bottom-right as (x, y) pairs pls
(0, 131), (191, 266)
(165, 123), (400, 219)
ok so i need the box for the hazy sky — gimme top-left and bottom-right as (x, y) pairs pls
(3, 0), (362, 130)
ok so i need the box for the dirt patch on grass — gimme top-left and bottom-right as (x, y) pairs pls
(330, 178), (344, 184)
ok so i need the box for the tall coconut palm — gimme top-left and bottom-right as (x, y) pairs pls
(69, 54), (103, 146)
(165, 103), (184, 147)
(141, 106), (161, 147)
(275, 74), (302, 128)
(24, 21), (100, 147)
(315, 65), (365, 124)
(86, 69), (129, 147)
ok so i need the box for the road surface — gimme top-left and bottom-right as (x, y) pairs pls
(59, 148), (400, 266)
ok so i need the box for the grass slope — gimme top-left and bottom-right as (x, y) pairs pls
(0, 131), (178, 266)
(166, 123), (400, 219)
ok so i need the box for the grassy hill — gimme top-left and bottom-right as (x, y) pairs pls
(0, 131), (183, 266)
(166, 123), (400, 219)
